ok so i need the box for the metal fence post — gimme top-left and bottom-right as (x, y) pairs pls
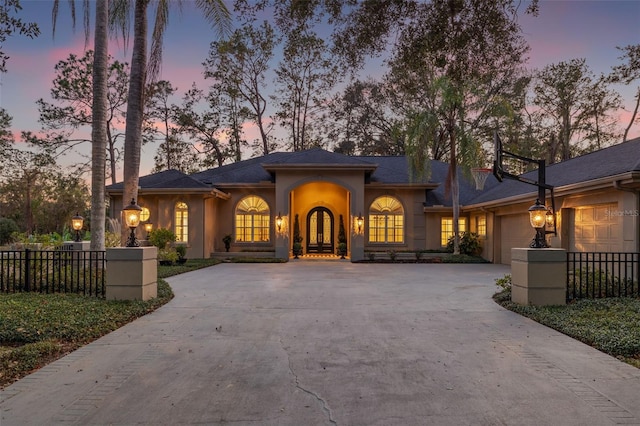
(24, 248), (31, 292)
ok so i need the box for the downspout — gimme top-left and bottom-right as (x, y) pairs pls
(613, 180), (640, 252)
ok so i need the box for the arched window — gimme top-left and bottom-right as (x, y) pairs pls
(235, 196), (270, 242)
(369, 196), (404, 243)
(175, 202), (189, 242)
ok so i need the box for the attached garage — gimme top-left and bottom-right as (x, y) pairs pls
(499, 213), (534, 264)
(572, 203), (622, 252)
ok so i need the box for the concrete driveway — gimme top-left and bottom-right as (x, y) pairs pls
(2, 262), (640, 425)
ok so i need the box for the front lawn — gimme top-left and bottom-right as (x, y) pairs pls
(0, 258), (221, 389)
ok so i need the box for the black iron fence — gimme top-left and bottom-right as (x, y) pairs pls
(567, 252), (639, 301)
(0, 249), (106, 297)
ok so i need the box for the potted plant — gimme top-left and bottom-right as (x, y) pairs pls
(292, 214), (303, 259)
(337, 214), (347, 259)
(175, 244), (187, 264)
(222, 234), (232, 252)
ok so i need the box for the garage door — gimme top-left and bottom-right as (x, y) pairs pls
(573, 204), (621, 252)
(499, 214), (534, 264)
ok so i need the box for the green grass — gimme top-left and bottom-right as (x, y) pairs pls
(494, 290), (640, 368)
(0, 258), (220, 389)
(157, 258), (221, 278)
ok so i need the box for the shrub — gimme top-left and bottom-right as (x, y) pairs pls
(415, 250), (424, 260)
(149, 228), (177, 249)
(158, 248), (178, 264)
(0, 218), (19, 245)
(175, 244), (187, 259)
(495, 274), (512, 292)
(446, 231), (481, 255)
(105, 231), (121, 247)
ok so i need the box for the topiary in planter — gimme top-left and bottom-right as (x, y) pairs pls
(222, 234), (232, 252)
(337, 215), (347, 258)
(292, 214), (303, 258)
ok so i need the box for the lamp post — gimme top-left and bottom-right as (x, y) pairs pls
(123, 199), (142, 247)
(144, 222), (153, 240)
(528, 199), (548, 248)
(71, 213), (84, 242)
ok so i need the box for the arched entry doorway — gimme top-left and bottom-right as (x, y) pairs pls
(306, 207), (334, 254)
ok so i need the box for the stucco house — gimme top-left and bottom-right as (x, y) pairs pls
(106, 137), (640, 264)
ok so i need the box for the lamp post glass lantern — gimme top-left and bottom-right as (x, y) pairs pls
(356, 213), (364, 234)
(123, 199), (143, 247)
(71, 213), (84, 242)
(276, 212), (283, 232)
(528, 199), (548, 248)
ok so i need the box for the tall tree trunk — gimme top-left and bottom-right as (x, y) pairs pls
(122, 0), (148, 234)
(449, 127), (460, 255)
(90, 0), (108, 251)
(624, 88), (640, 142)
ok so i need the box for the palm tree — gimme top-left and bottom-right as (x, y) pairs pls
(407, 77), (478, 255)
(115, 0), (231, 215)
(90, 0), (109, 251)
(52, 0), (109, 251)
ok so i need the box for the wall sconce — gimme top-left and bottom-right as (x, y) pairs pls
(528, 199), (548, 248)
(123, 198), (142, 247)
(71, 213), (84, 242)
(275, 213), (288, 238)
(144, 222), (153, 240)
(356, 213), (364, 234)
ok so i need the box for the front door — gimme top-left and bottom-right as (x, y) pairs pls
(306, 207), (334, 254)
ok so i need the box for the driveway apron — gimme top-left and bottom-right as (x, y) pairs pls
(1, 262), (640, 425)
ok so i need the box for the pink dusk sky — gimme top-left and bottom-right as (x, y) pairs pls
(1, 0), (639, 178)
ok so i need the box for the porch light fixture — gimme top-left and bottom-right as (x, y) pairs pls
(528, 199), (548, 248)
(276, 212), (283, 232)
(356, 213), (364, 235)
(71, 213), (84, 242)
(123, 198), (143, 247)
(144, 222), (153, 239)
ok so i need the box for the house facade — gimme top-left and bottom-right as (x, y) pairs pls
(106, 139), (640, 264)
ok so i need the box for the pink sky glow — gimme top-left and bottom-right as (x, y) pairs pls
(1, 0), (639, 180)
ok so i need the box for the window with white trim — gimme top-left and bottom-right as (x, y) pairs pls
(235, 196), (270, 242)
(441, 217), (467, 247)
(175, 202), (189, 242)
(368, 196), (404, 243)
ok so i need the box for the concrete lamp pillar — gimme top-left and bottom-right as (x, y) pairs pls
(106, 247), (158, 301)
(511, 248), (566, 306)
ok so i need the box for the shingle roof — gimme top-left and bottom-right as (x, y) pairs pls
(468, 137), (640, 205)
(263, 147), (375, 166)
(108, 138), (640, 203)
(106, 169), (210, 190)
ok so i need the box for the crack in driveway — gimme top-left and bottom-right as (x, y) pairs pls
(280, 338), (337, 425)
